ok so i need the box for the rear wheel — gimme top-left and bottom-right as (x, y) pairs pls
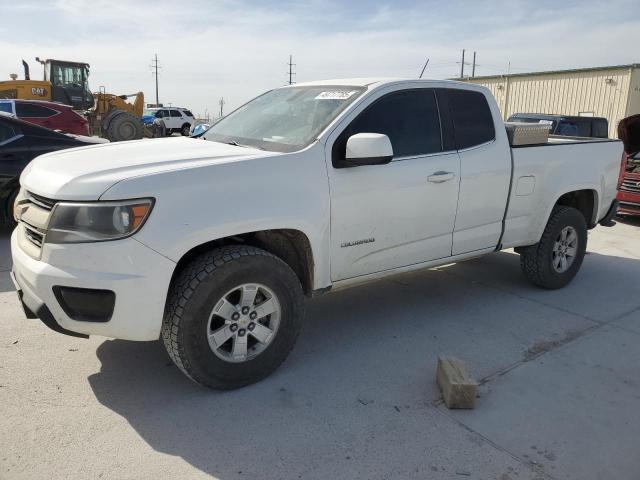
(519, 206), (587, 289)
(106, 111), (143, 141)
(162, 245), (305, 389)
(181, 123), (191, 136)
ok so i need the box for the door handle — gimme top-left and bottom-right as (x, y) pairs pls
(427, 171), (455, 183)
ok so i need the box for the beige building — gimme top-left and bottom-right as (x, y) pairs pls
(463, 64), (640, 138)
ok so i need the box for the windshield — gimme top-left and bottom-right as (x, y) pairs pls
(203, 86), (365, 152)
(49, 63), (89, 89)
(143, 109), (157, 116)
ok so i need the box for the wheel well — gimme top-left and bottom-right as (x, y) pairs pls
(555, 189), (597, 228)
(171, 229), (315, 295)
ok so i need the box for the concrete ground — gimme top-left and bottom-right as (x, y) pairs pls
(1, 218), (639, 480)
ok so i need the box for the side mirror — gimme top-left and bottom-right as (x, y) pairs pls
(342, 133), (393, 167)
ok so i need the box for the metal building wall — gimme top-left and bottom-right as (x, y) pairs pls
(626, 68), (640, 128)
(467, 66), (638, 138)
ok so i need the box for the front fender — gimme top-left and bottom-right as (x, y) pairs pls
(100, 146), (333, 289)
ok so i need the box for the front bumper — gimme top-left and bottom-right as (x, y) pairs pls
(10, 229), (176, 341)
(616, 191), (640, 216)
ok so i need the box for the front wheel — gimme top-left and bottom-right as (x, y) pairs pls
(519, 206), (587, 289)
(2, 188), (18, 230)
(105, 111), (143, 141)
(162, 245), (305, 389)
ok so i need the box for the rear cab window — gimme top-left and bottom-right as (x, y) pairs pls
(444, 89), (495, 149)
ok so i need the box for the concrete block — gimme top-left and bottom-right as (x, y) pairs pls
(437, 356), (477, 409)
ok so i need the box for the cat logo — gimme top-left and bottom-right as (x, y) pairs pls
(31, 87), (47, 97)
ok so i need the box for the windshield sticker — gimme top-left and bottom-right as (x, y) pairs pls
(538, 120), (554, 125)
(314, 90), (359, 100)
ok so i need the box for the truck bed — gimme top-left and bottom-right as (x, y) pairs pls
(501, 136), (623, 249)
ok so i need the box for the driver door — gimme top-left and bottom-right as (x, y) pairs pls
(326, 88), (460, 281)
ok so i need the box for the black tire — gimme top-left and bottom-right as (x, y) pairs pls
(181, 123), (191, 136)
(165, 128), (173, 137)
(106, 111), (143, 141)
(519, 206), (587, 289)
(2, 188), (18, 230)
(162, 245), (305, 389)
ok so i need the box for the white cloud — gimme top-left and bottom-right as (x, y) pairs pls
(0, 0), (638, 118)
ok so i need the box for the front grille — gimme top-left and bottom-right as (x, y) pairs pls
(28, 192), (56, 211)
(619, 201), (640, 210)
(620, 179), (640, 193)
(23, 225), (44, 247)
(15, 191), (58, 257)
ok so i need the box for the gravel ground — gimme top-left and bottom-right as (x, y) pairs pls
(1, 217), (639, 480)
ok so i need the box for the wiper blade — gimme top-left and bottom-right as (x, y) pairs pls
(225, 140), (264, 150)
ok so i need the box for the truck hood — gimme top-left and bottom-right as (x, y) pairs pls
(21, 137), (275, 200)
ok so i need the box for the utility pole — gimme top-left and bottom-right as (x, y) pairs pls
(503, 61), (512, 120)
(419, 58), (430, 79)
(472, 51), (477, 78)
(219, 97), (225, 118)
(150, 54), (161, 106)
(287, 54), (296, 85)
(457, 49), (473, 79)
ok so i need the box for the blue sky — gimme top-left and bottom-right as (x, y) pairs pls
(1, 0), (639, 118)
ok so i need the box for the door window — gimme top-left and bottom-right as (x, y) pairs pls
(156, 110), (169, 118)
(334, 89), (442, 164)
(447, 90), (495, 149)
(0, 122), (18, 143)
(15, 103), (57, 118)
(0, 102), (13, 114)
(170, 110), (182, 117)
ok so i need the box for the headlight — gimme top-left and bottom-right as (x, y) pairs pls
(46, 199), (154, 244)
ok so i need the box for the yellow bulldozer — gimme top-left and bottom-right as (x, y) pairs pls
(0, 58), (144, 142)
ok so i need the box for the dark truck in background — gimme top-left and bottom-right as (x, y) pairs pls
(508, 113), (609, 138)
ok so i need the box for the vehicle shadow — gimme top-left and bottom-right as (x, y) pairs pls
(616, 214), (640, 227)
(87, 250), (640, 479)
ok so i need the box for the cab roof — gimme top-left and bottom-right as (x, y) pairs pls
(287, 77), (477, 89)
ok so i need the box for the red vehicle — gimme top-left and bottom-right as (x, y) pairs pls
(617, 114), (640, 216)
(0, 99), (89, 136)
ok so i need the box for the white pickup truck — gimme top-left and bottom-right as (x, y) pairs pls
(11, 78), (623, 389)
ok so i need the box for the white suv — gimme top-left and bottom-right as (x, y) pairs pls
(145, 107), (195, 136)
